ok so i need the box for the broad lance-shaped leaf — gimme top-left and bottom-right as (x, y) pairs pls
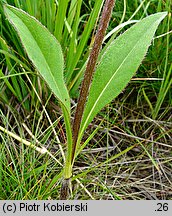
(4, 5), (70, 113)
(80, 12), (167, 137)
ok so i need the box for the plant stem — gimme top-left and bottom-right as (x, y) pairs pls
(60, 105), (72, 200)
(60, 0), (115, 200)
(72, 0), (115, 162)
(60, 178), (71, 200)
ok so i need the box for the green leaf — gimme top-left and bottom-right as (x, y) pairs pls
(4, 5), (70, 113)
(80, 12), (167, 138)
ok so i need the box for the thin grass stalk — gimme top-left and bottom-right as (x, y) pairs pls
(54, 0), (69, 42)
(152, 13), (171, 119)
(66, 0), (104, 84)
(65, 0), (82, 69)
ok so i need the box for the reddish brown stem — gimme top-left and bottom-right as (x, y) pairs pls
(60, 178), (71, 200)
(72, 0), (115, 162)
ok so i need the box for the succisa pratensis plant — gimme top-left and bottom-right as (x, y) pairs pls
(3, 0), (167, 199)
